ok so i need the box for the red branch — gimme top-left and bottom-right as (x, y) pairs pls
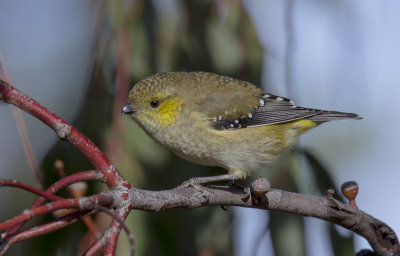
(33, 170), (103, 208)
(104, 206), (133, 254)
(0, 210), (92, 254)
(0, 79), (129, 190)
(98, 206), (135, 255)
(5, 170), (103, 235)
(0, 79), (132, 254)
(0, 193), (114, 232)
(83, 230), (109, 256)
(0, 179), (62, 201)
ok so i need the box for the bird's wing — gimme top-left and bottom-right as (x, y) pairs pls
(191, 73), (360, 130)
(201, 91), (359, 130)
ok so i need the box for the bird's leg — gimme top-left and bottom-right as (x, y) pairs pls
(177, 174), (250, 200)
(176, 174), (239, 192)
(176, 174), (240, 205)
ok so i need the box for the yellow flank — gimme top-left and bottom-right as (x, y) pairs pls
(154, 96), (183, 127)
(290, 119), (317, 134)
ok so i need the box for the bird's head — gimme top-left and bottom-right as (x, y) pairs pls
(121, 73), (186, 131)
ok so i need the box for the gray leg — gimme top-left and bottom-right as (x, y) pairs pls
(177, 174), (250, 200)
(177, 174), (239, 190)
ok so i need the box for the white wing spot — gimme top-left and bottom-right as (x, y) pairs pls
(234, 120), (239, 124)
(289, 100), (295, 105)
(218, 115), (222, 120)
(265, 94), (270, 98)
(276, 97), (284, 101)
(248, 113), (253, 118)
(230, 124), (234, 128)
(259, 99), (265, 107)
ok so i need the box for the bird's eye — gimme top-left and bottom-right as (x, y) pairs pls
(150, 100), (160, 108)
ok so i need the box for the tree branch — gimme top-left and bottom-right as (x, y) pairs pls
(126, 180), (399, 256)
(0, 193), (114, 232)
(0, 79), (128, 190)
(3, 170), (103, 236)
(0, 179), (62, 201)
(0, 210), (92, 255)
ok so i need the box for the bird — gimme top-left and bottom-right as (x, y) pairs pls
(121, 72), (361, 185)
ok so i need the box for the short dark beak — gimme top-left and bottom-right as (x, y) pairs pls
(121, 103), (136, 115)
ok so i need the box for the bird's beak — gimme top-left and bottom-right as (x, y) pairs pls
(121, 103), (136, 115)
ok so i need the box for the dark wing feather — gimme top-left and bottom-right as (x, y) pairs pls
(248, 108), (326, 127)
(210, 93), (361, 130)
(191, 73), (361, 130)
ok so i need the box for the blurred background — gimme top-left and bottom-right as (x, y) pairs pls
(0, 0), (398, 255)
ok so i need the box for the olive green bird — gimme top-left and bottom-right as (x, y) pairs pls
(122, 72), (361, 184)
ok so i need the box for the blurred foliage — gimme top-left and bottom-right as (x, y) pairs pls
(301, 149), (355, 256)
(269, 171), (307, 256)
(16, 0), (356, 255)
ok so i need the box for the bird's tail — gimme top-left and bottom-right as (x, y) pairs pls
(307, 111), (362, 122)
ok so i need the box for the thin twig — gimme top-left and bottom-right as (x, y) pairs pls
(5, 170), (102, 236)
(82, 232), (108, 256)
(104, 206), (133, 255)
(0, 193), (114, 232)
(53, 161), (102, 240)
(0, 55), (43, 188)
(0, 179), (62, 201)
(97, 206), (135, 256)
(0, 210), (93, 256)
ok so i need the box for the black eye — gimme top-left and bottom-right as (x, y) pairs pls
(150, 100), (160, 108)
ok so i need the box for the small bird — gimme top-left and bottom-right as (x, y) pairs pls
(122, 72), (361, 184)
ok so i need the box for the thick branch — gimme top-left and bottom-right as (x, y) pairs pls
(128, 183), (399, 256)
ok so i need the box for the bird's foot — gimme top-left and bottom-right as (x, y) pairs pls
(177, 178), (207, 194)
(230, 180), (251, 200)
(227, 169), (251, 199)
(177, 174), (239, 192)
(177, 174), (250, 200)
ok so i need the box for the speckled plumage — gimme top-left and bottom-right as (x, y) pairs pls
(123, 72), (361, 179)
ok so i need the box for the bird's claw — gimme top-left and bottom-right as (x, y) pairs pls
(177, 177), (208, 194)
(176, 174), (250, 200)
(230, 181), (251, 200)
(242, 186), (251, 200)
